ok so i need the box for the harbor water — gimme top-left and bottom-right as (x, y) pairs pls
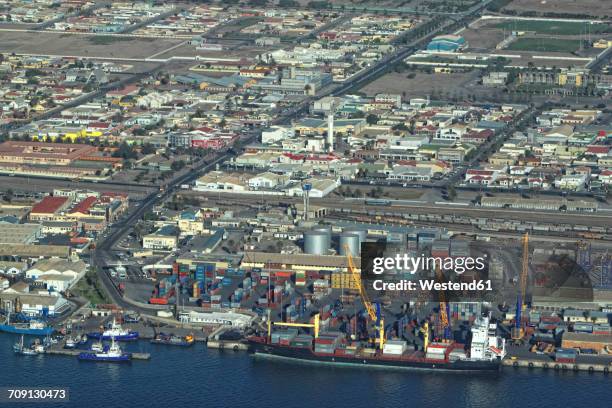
(0, 334), (609, 408)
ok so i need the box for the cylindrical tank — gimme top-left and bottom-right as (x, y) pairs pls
(339, 233), (361, 256)
(304, 231), (330, 255)
(344, 229), (367, 243)
(312, 226), (332, 249)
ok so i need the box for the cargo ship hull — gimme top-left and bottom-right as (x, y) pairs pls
(0, 324), (54, 336)
(249, 341), (501, 372)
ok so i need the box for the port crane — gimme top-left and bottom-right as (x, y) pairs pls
(512, 233), (529, 341)
(435, 267), (452, 340)
(344, 245), (385, 350)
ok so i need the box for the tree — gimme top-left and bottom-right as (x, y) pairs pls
(366, 114), (379, 125)
(447, 185), (457, 200)
(141, 143), (156, 155)
(171, 160), (186, 172)
(4, 189), (13, 203)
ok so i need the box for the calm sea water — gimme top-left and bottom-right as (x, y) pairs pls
(0, 334), (609, 408)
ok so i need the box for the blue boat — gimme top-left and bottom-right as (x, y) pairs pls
(88, 318), (138, 341)
(78, 338), (131, 363)
(0, 313), (53, 336)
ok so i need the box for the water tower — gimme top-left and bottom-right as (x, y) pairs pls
(302, 182), (312, 221)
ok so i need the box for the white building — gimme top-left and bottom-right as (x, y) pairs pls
(25, 259), (87, 292)
(261, 126), (293, 144)
(248, 172), (290, 189)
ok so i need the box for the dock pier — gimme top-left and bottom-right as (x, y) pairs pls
(503, 358), (610, 373)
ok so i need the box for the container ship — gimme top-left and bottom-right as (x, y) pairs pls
(249, 315), (506, 372)
(88, 318), (138, 341)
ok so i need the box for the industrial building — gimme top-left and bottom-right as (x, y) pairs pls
(426, 35), (466, 52)
(0, 223), (43, 244)
(241, 252), (360, 273)
(143, 225), (179, 251)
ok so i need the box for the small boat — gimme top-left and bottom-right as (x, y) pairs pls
(14, 335), (39, 356)
(88, 318), (138, 341)
(78, 334), (88, 345)
(151, 333), (195, 347)
(64, 336), (77, 349)
(78, 337), (131, 363)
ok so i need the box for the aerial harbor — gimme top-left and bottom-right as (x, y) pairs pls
(0, 0), (610, 407)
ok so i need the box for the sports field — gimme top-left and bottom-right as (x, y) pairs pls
(506, 38), (582, 52)
(496, 20), (610, 35)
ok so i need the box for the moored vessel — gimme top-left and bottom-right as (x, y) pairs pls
(78, 337), (131, 362)
(249, 316), (505, 372)
(0, 313), (54, 336)
(88, 318), (138, 341)
(150, 333), (195, 346)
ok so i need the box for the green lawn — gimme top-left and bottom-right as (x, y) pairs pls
(496, 20), (610, 36)
(507, 38), (582, 53)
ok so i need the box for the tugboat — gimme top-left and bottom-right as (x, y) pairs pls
(13, 335), (39, 356)
(0, 313), (54, 336)
(78, 337), (132, 363)
(64, 336), (77, 349)
(88, 318), (138, 341)
(150, 333), (195, 346)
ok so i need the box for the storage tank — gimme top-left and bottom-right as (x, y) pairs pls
(304, 231), (330, 255)
(339, 233), (361, 256)
(344, 228), (367, 243)
(313, 226), (332, 249)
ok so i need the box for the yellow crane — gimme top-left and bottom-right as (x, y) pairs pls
(512, 232), (529, 340)
(344, 245), (385, 350)
(435, 267), (451, 339)
(268, 310), (320, 339)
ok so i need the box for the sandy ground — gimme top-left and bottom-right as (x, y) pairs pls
(502, 0), (610, 16)
(362, 71), (484, 99)
(0, 31), (183, 59)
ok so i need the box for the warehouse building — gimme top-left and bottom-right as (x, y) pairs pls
(241, 252), (360, 273)
(0, 223), (43, 244)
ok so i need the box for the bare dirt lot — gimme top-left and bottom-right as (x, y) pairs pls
(362, 71), (486, 99)
(0, 31), (183, 59)
(502, 0), (610, 16)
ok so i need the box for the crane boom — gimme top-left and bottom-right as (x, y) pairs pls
(513, 233), (529, 339)
(345, 245), (385, 349)
(346, 246), (377, 322)
(520, 232), (529, 311)
(435, 267), (451, 339)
